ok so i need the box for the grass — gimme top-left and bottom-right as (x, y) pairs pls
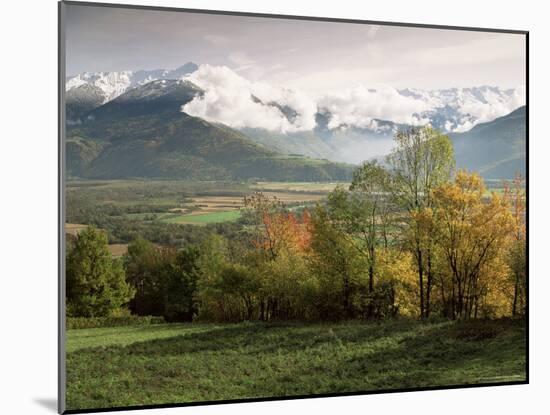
(251, 181), (347, 193)
(65, 319), (526, 411)
(159, 210), (242, 225)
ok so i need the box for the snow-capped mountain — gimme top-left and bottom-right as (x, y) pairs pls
(64, 69), (526, 179)
(66, 62), (198, 103)
(66, 63), (524, 136)
(400, 86), (525, 132)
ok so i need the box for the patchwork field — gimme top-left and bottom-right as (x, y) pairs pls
(160, 210), (242, 225)
(67, 180), (337, 229)
(251, 181), (347, 193)
(65, 319), (526, 411)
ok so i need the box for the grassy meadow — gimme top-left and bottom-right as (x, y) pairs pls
(66, 319), (526, 410)
(65, 173), (526, 411)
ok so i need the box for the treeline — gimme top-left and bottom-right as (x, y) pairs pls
(66, 126), (526, 323)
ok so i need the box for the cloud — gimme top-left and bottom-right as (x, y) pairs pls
(228, 52), (255, 69)
(181, 64), (317, 133)
(455, 86), (526, 128)
(366, 25), (380, 40)
(204, 34), (229, 45)
(180, 64), (524, 135)
(318, 86), (431, 128)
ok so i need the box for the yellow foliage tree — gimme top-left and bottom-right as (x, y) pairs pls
(431, 171), (513, 319)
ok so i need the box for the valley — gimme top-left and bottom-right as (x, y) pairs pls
(57, 2), (531, 411)
(66, 179), (343, 249)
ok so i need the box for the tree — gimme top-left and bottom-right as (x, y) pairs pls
(431, 171), (513, 319)
(243, 192), (312, 320)
(67, 226), (134, 317)
(258, 249), (315, 320)
(326, 161), (394, 317)
(124, 237), (165, 316)
(243, 192), (287, 260)
(309, 205), (365, 319)
(374, 248), (417, 318)
(503, 173), (527, 316)
(386, 126), (455, 318)
(195, 234), (233, 321)
(161, 246), (201, 322)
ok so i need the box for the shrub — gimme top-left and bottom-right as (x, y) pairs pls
(453, 320), (505, 341)
(67, 315), (165, 330)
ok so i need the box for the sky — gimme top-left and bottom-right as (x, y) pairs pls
(65, 4), (526, 93)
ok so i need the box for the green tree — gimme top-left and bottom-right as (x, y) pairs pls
(66, 226), (134, 317)
(386, 126), (455, 318)
(309, 206), (365, 319)
(195, 234), (232, 321)
(161, 246), (201, 322)
(327, 161), (394, 317)
(124, 237), (165, 316)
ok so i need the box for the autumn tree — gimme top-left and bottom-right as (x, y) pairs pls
(386, 126), (455, 318)
(243, 192), (287, 260)
(431, 171), (513, 319)
(243, 192), (313, 320)
(503, 173), (527, 316)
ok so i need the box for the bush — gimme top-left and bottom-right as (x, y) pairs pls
(453, 320), (505, 341)
(67, 315), (165, 330)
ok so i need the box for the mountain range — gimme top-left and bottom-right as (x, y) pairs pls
(65, 62), (527, 180)
(66, 79), (354, 181)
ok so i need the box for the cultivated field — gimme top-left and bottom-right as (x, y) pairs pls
(251, 181), (347, 193)
(67, 180), (336, 228)
(65, 319), (526, 411)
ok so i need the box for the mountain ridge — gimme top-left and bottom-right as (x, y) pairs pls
(66, 81), (355, 182)
(65, 64), (526, 180)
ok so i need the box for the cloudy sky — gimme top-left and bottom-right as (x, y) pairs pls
(65, 4), (526, 93)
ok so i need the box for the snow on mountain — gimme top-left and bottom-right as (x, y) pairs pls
(66, 71), (133, 103)
(66, 62), (198, 103)
(400, 86), (525, 132)
(66, 63), (524, 137)
(178, 65), (524, 135)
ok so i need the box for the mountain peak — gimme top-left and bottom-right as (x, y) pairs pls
(65, 62), (199, 105)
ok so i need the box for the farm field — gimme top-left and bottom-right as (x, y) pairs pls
(160, 210), (242, 225)
(251, 181), (347, 193)
(65, 319), (526, 411)
(66, 180), (335, 231)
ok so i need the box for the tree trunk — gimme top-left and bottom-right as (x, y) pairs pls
(367, 261), (374, 319)
(417, 248), (424, 318)
(426, 250), (432, 318)
(512, 271), (520, 316)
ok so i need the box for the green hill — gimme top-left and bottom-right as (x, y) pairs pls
(450, 106), (526, 179)
(66, 80), (354, 181)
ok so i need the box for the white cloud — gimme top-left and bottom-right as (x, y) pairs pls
(366, 25), (380, 40)
(179, 65), (524, 135)
(318, 86), (431, 128)
(181, 64), (317, 133)
(204, 34), (229, 45)
(456, 86), (526, 127)
(228, 52), (255, 69)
